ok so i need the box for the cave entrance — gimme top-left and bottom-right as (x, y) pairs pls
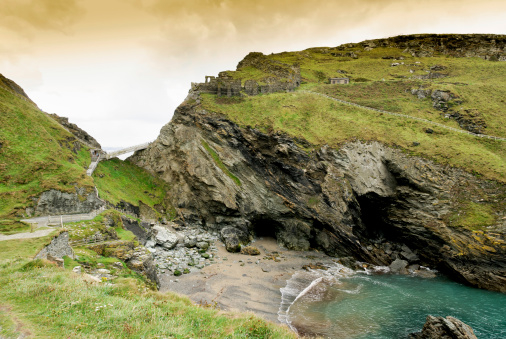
(251, 218), (282, 240)
(355, 192), (397, 241)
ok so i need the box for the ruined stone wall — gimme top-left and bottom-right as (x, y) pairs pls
(193, 59), (300, 97)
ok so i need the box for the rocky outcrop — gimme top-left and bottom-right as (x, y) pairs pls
(409, 315), (477, 339)
(360, 34), (506, 61)
(28, 188), (105, 216)
(129, 100), (505, 292)
(35, 231), (74, 260)
(86, 240), (159, 288)
(121, 216), (151, 245)
(47, 113), (101, 149)
(126, 247), (159, 288)
(0, 73), (37, 106)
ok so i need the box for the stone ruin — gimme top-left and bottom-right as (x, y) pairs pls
(193, 70), (301, 97)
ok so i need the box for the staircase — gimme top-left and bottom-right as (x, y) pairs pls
(86, 152), (102, 176)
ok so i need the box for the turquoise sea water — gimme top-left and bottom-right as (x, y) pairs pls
(284, 272), (506, 338)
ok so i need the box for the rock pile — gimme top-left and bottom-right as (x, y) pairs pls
(144, 226), (220, 276)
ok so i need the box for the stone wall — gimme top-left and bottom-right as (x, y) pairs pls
(28, 188), (105, 216)
(35, 231), (75, 260)
(192, 54), (301, 97)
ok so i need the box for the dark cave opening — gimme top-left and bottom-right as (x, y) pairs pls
(355, 192), (398, 241)
(251, 218), (282, 239)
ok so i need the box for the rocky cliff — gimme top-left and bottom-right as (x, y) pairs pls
(129, 94), (505, 292)
(47, 113), (102, 149)
(360, 34), (506, 60)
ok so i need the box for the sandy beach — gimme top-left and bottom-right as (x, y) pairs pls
(159, 237), (337, 323)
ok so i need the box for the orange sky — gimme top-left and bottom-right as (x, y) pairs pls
(1, 0), (506, 149)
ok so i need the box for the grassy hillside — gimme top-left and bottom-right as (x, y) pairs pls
(0, 75), (95, 222)
(93, 158), (174, 220)
(0, 235), (294, 338)
(0, 74), (173, 228)
(202, 38), (506, 182)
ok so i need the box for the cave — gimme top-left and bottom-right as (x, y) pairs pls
(250, 218), (282, 239)
(355, 192), (398, 242)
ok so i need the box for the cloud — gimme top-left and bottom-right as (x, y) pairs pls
(0, 0), (84, 38)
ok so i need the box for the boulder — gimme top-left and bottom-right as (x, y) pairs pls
(220, 227), (249, 252)
(389, 258), (409, 274)
(409, 315), (477, 339)
(184, 235), (197, 248)
(401, 245), (419, 262)
(126, 247), (159, 289)
(151, 225), (178, 249)
(196, 241), (209, 250)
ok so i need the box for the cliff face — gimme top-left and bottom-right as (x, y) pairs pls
(129, 98), (506, 292)
(47, 113), (102, 149)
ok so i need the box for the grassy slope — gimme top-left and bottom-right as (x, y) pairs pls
(0, 77), (95, 222)
(0, 236), (294, 339)
(0, 75), (172, 228)
(93, 158), (173, 218)
(201, 46), (506, 182)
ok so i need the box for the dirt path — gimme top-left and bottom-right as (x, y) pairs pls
(159, 237), (336, 323)
(0, 228), (56, 242)
(0, 305), (32, 338)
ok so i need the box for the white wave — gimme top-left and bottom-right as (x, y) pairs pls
(277, 262), (356, 332)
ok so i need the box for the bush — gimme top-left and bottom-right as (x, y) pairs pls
(241, 246), (260, 256)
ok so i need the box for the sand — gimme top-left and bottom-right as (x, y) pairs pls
(159, 237), (337, 323)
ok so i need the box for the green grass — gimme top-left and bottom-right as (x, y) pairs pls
(93, 158), (171, 218)
(0, 233), (58, 261)
(0, 77), (95, 221)
(115, 227), (136, 241)
(0, 220), (31, 235)
(201, 139), (242, 186)
(0, 254), (294, 338)
(226, 43), (506, 142)
(65, 210), (136, 243)
(201, 91), (505, 182)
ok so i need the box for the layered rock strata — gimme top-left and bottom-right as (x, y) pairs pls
(130, 99), (505, 292)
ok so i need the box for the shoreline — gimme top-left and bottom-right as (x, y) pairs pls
(158, 237), (337, 324)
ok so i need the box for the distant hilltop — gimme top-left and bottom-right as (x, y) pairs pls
(355, 33), (506, 60)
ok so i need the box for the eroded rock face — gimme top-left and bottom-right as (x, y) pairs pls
(409, 315), (477, 339)
(127, 247), (159, 288)
(35, 231), (74, 260)
(48, 113), (101, 149)
(129, 101), (506, 292)
(30, 188), (104, 216)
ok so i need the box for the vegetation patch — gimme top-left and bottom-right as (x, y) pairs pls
(210, 44), (505, 182)
(0, 76), (97, 221)
(201, 139), (242, 186)
(0, 258), (295, 338)
(0, 220), (31, 235)
(0, 233), (58, 261)
(93, 158), (172, 218)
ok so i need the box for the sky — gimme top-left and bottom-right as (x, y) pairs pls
(1, 0), (506, 150)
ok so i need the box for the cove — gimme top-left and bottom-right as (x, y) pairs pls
(281, 269), (506, 338)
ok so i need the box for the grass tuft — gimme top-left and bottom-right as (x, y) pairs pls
(201, 139), (242, 186)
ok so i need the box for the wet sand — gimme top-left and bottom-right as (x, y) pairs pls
(159, 237), (336, 323)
